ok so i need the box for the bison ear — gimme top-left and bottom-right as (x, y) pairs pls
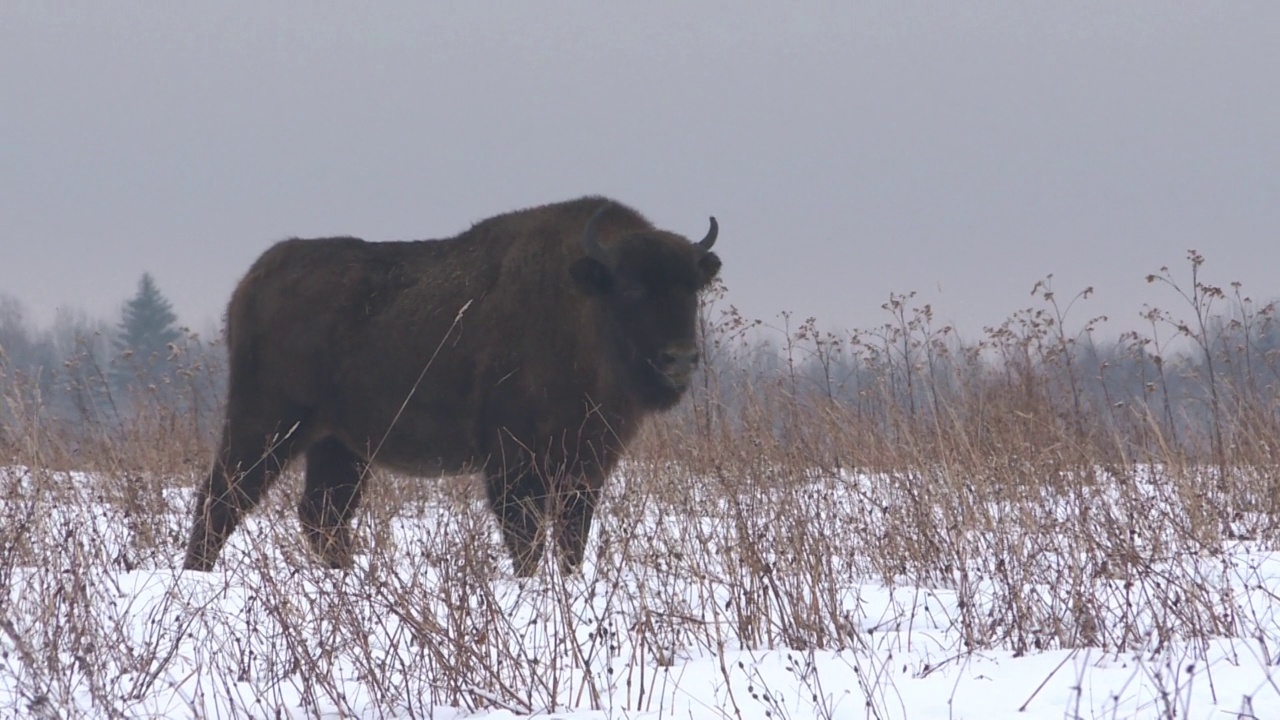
(570, 257), (613, 296)
(697, 251), (722, 288)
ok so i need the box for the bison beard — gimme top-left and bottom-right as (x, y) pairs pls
(182, 196), (722, 576)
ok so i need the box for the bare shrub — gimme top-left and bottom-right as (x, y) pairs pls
(1, 251), (1278, 717)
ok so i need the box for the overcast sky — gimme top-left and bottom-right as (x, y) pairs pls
(2, 2), (1278, 341)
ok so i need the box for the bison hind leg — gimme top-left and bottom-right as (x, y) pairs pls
(299, 437), (368, 569)
(184, 424), (303, 571)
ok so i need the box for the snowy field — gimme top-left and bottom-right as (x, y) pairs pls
(1, 464), (1278, 719)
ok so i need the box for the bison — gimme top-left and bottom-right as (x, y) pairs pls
(182, 196), (722, 576)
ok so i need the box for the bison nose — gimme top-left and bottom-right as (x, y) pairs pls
(658, 348), (700, 379)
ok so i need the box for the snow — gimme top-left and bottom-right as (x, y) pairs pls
(1, 465), (1277, 718)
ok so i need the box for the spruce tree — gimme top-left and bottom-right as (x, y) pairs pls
(114, 273), (181, 388)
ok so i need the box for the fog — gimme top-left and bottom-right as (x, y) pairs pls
(2, 2), (1277, 338)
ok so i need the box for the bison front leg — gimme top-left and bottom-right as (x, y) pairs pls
(554, 484), (601, 575)
(298, 438), (367, 569)
(484, 469), (549, 577)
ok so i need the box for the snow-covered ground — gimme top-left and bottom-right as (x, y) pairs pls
(1, 465), (1277, 718)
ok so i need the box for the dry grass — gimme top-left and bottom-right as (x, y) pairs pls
(2, 251), (1279, 717)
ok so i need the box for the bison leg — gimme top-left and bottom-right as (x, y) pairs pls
(298, 437), (367, 569)
(553, 484), (601, 575)
(485, 469), (548, 577)
(183, 426), (301, 571)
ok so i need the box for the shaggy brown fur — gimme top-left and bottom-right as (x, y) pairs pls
(183, 196), (722, 575)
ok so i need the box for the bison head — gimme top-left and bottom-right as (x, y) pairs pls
(570, 203), (722, 409)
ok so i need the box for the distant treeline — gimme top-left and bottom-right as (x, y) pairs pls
(681, 256), (1280, 467)
(3, 253), (1278, 468)
(0, 275), (227, 463)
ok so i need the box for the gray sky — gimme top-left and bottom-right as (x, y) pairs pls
(3, 2), (1278, 341)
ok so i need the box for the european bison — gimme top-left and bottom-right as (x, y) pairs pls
(183, 196), (722, 575)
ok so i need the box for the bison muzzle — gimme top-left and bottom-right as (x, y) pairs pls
(182, 196), (722, 576)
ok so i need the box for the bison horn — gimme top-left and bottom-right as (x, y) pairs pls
(697, 217), (718, 252)
(582, 202), (613, 264)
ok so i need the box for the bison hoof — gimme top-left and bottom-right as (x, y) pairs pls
(305, 531), (355, 569)
(182, 554), (217, 572)
(320, 553), (354, 570)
